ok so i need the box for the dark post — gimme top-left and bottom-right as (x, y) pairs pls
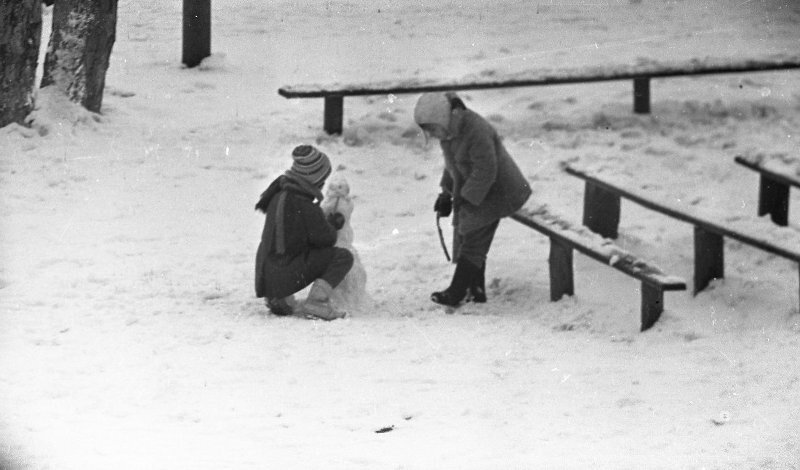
(582, 182), (621, 239)
(182, 0), (211, 68)
(548, 239), (574, 301)
(693, 226), (724, 294)
(633, 77), (650, 114)
(0, 0), (42, 127)
(640, 282), (663, 331)
(324, 96), (344, 135)
(757, 175), (789, 226)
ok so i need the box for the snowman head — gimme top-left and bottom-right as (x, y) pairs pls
(325, 174), (350, 199)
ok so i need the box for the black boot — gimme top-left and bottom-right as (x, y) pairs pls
(431, 259), (481, 307)
(467, 262), (487, 303)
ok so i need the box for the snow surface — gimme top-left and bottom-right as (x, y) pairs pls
(2, 0), (800, 469)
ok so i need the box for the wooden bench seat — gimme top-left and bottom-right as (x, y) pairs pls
(734, 153), (800, 226)
(278, 56), (800, 134)
(563, 162), (800, 309)
(510, 205), (686, 331)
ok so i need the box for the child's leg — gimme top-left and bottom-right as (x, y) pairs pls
(319, 247), (354, 288)
(432, 220), (499, 306)
(299, 248), (354, 320)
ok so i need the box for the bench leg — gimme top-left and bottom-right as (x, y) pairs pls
(583, 182), (621, 239)
(758, 175), (789, 226)
(694, 226), (724, 295)
(182, 0), (211, 68)
(323, 96), (344, 135)
(633, 77), (650, 114)
(548, 238), (574, 301)
(640, 282), (663, 331)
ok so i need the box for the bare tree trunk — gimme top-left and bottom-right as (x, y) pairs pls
(0, 0), (42, 128)
(41, 0), (117, 113)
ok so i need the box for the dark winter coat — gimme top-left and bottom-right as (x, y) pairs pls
(439, 108), (532, 234)
(255, 174), (339, 299)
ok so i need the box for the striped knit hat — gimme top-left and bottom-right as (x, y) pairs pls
(287, 145), (332, 185)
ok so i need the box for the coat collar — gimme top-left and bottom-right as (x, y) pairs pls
(445, 108), (466, 140)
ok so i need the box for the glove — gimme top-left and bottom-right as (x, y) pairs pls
(327, 212), (345, 230)
(433, 192), (452, 217)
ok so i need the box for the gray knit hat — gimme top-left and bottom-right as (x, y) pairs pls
(413, 92), (452, 129)
(287, 145), (332, 185)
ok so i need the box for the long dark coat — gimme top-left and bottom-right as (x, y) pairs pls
(439, 108), (532, 235)
(255, 175), (338, 300)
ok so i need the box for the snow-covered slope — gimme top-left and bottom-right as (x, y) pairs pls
(1, 1), (799, 469)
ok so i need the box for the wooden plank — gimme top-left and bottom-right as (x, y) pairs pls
(735, 154), (797, 226)
(511, 208), (686, 290)
(734, 155), (800, 189)
(514, 207), (685, 332)
(278, 57), (800, 98)
(564, 164), (800, 263)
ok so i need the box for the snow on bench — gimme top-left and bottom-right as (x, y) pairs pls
(734, 152), (800, 226)
(510, 205), (686, 332)
(563, 161), (800, 310)
(278, 54), (800, 134)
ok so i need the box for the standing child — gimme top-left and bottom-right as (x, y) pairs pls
(413, 91), (532, 307)
(255, 145), (353, 320)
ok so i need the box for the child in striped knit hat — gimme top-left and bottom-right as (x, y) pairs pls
(254, 145), (353, 320)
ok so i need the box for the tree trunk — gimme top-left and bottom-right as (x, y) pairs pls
(41, 0), (117, 113)
(0, 0), (42, 128)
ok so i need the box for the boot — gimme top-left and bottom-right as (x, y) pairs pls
(431, 258), (481, 307)
(267, 295), (297, 316)
(298, 279), (346, 321)
(467, 262), (487, 303)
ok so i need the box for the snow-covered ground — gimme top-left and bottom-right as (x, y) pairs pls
(2, 0), (800, 468)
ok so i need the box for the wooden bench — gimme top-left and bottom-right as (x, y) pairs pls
(510, 205), (686, 331)
(278, 56), (800, 134)
(734, 153), (800, 226)
(563, 162), (800, 308)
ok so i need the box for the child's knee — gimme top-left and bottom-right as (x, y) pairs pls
(335, 247), (354, 271)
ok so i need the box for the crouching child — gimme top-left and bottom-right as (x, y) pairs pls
(255, 145), (353, 320)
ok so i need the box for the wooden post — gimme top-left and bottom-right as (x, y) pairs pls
(324, 96), (344, 135)
(582, 182), (621, 239)
(548, 239), (574, 301)
(182, 0), (211, 68)
(633, 77), (650, 114)
(757, 175), (789, 226)
(693, 226), (724, 294)
(640, 282), (663, 331)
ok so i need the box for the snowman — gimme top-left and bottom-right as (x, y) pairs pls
(321, 174), (369, 311)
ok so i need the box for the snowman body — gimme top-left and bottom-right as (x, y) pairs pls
(321, 176), (369, 311)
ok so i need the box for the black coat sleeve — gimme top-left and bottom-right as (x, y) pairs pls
(300, 199), (338, 248)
